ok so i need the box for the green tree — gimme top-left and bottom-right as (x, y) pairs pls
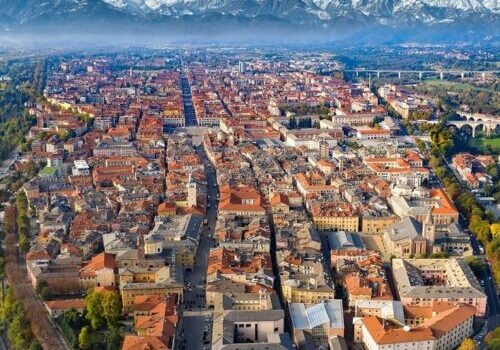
(0, 288), (23, 327)
(8, 313), (32, 350)
(105, 327), (122, 350)
(103, 291), (122, 328)
(62, 308), (82, 329)
(78, 326), (91, 350)
(446, 182), (461, 200)
(39, 286), (52, 301)
(18, 233), (30, 253)
(487, 164), (499, 179)
(486, 327), (500, 350)
(29, 341), (43, 350)
(85, 290), (105, 330)
(35, 280), (48, 294)
(465, 256), (485, 276)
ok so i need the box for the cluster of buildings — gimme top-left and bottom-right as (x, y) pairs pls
(378, 84), (434, 119)
(452, 153), (495, 189)
(11, 51), (493, 350)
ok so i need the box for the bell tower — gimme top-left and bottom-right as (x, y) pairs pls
(422, 210), (436, 244)
(187, 173), (197, 208)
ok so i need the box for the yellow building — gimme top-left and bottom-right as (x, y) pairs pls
(282, 280), (334, 304)
(175, 245), (195, 268)
(121, 282), (184, 313)
(312, 215), (359, 231)
(119, 266), (170, 285)
(118, 264), (184, 313)
(361, 215), (399, 234)
(310, 201), (359, 231)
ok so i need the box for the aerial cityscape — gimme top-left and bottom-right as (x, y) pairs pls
(0, 2), (499, 350)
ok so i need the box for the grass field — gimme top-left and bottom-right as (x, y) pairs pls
(468, 136), (500, 155)
(423, 79), (497, 94)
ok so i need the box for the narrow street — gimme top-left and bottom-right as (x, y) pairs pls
(176, 142), (218, 350)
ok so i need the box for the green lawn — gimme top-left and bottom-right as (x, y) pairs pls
(423, 79), (497, 93)
(468, 136), (500, 154)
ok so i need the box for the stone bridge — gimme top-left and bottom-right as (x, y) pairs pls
(447, 112), (500, 137)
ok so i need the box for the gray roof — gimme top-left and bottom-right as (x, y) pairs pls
(328, 231), (365, 250)
(184, 214), (202, 243)
(221, 345), (289, 350)
(386, 217), (425, 242)
(290, 300), (344, 330)
(354, 300), (405, 323)
(435, 223), (471, 244)
(226, 309), (285, 323)
(392, 258), (487, 300)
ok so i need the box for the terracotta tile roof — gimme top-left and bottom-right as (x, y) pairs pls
(363, 317), (435, 344)
(270, 193), (289, 206)
(429, 188), (459, 216)
(218, 185), (265, 213)
(122, 336), (169, 350)
(420, 303), (476, 337)
(79, 252), (116, 277)
(134, 295), (178, 313)
(26, 250), (51, 261)
(45, 299), (85, 310)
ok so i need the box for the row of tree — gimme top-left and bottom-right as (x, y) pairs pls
(16, 192), (30, 253)
(0, 288), (41, 350)
(280, 103), (331, 117)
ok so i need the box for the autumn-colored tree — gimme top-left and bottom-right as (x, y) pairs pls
(457, 338), (478, 350)
(491, 223), (500, 238)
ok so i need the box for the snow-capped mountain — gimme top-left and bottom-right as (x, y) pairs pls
(0, 0), (497, 41)
(100, 0), (499, 22)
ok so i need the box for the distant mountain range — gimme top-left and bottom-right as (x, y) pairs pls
(0, 0), (498, 43)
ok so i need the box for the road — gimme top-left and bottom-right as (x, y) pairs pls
(179, 58), (197, 127)
(0, 146), (20, 178)
(176, 143), (218, 350)
(482, 262), (500, 332)
(4, 213), (68, 350)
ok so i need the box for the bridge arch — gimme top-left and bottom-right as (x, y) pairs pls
(459, 124), (475, 137)
(473, 123), (485, 138)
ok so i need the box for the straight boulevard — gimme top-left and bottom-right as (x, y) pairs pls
(176, 142), (218, 350)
